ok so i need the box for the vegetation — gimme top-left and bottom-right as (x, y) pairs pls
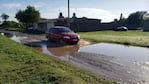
(79, 30), (149, 47)
(0, 13), (25, 31)
(0, 36), (115, 84)
(127, 11), (147, 27)
(114, 11), (149, 29)
(15, 5), (40, 27)
(1, 13), (9, 21)
(0, 21), (25, 30)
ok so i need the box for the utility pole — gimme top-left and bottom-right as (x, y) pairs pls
(68, 0), (70, 28)
(68, 0), (70, 62)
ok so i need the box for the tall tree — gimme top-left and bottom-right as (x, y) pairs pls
(1, 13), (9, 21)
(127, 11), (147, 27)
(15, 5), (40, 27)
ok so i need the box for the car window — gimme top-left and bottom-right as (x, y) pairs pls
(58, 28), (72, 32)
(49, 28), (59, 33)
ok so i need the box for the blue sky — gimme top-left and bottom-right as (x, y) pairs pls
(0, 0), (148, 22)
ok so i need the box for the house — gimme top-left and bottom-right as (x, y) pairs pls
(33, 12), (118, 32)
(143, 20), (149, 31)
(33, 19), (55, 32)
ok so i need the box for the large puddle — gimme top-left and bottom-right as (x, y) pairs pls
(28, 41), (149, 63)
(80, 43), (149, 62)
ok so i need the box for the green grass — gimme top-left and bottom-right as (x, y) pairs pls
(0, 36), (115, 84)
(79, 30), (149, 47)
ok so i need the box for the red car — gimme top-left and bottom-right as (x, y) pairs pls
(46, 26), (80, 44)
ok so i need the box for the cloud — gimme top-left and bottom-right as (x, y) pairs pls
(76, 8), (119, 22)
(1, 3), (22, 9)
(41, 7), (122, 22)
(31, 2), (47, 8)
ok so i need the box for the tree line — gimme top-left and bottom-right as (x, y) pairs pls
(0, 5), (41, 31)
(0, 5), (149, 31)
(118, 11), (149, 27)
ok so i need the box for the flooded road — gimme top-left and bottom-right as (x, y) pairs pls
(79, 43), (149, 84)
(1, 31), (149, 84)
(81, 43), (149, 62)
(34, 43), (149, 84)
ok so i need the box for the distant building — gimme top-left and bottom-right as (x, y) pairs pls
(143, 20), (149, 31)
(34, 18), (67, 32)
(33, 12), (117, 32)
(34, 19), (55, 32)
(58, 12), (64, 18)
(72, 13), (77, 18)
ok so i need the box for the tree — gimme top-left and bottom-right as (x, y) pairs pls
(15, 5), (40, 27)
(127, 11), (147, 27)
(143, 13), (149, 20)
(1, 13), (9, 21)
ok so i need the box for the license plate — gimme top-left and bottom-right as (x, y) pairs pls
(73, 39), (78, 41)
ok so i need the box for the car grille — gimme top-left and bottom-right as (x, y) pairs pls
(71, 36), (78, 39)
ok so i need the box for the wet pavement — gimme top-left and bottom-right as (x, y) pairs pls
(1, 31), (149, 84)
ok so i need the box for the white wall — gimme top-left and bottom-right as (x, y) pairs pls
(47, 22), (54, 30)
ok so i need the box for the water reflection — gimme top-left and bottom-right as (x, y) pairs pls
(80, 43), (149, 62)
(35, 44), (80, 57)
(11, 35), (21, 43)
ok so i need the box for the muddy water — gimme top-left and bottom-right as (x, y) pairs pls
(34, 43), (80, 56)
(32, 39), (90, 56)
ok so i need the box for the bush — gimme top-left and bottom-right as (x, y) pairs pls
(0, 21), (25, 31)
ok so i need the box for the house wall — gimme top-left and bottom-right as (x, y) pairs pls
(70, 18), (115, 32)
(143, 20), (149, 31)
(35, 18), (117, 32)
(36, 22), (54, 32)
(37, 23), (47, 32)
(47, 23), (54, 30)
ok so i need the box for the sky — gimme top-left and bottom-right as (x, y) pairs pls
(0, 0), (149, 22)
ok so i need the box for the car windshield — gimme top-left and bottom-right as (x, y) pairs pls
(58, 28), (73, 32)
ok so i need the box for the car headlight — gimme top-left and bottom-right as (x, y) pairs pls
(78, 35), (80, 39)
(63, 36), (70, 39)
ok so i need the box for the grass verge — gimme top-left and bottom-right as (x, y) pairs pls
(79, 30), (149, 47)
(0, 36), (115, 84)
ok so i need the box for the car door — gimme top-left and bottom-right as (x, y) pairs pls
(50, 28), (61, 41)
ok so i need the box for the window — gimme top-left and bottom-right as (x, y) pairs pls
(58, 28), (72, 32)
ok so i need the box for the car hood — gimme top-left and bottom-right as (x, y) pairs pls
(61, 32), (78, 37)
